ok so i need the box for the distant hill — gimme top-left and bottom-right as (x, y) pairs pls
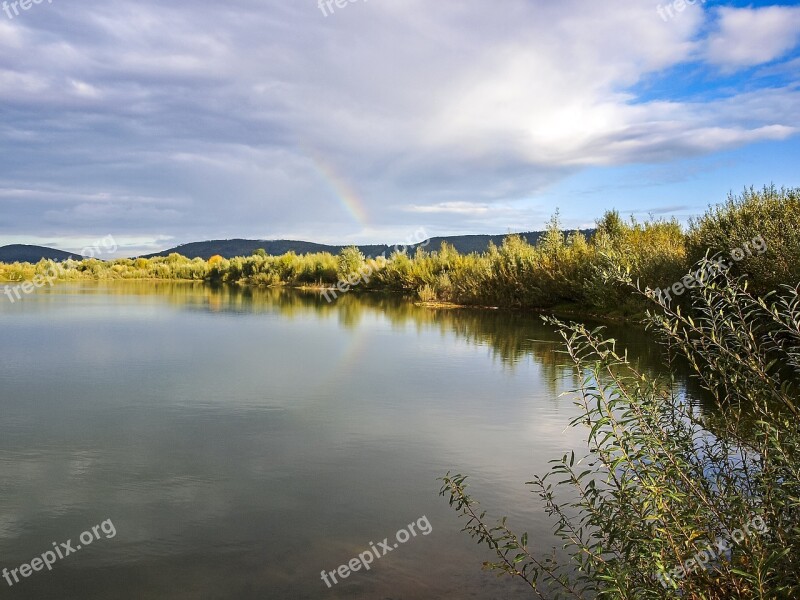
(422, 230), (595, 255)
(143, 230), (596, 260)
(0, 230), (598, 264)
(0, 244), (82, 263)
(141, 239), (392, 260)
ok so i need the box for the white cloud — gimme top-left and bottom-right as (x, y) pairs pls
(705, 6), (800, 69)
(0, 0), (797, 243)
(69, 79), (103, 99)
(406, 202), (492, 216)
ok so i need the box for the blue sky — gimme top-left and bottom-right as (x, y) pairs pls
(0, 0), (798, 256)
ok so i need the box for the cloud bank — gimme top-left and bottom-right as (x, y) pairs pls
(0, 0), (798, 252)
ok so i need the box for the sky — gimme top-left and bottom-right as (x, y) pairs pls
(0, 0), (799, 256)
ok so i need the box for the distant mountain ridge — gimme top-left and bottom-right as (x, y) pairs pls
(142, 230), (596, 260)
(0, 244), (83, 263)
(419, 231), (594, 256)
(0, 230), (596, 263)
(141, 239), (393, 260)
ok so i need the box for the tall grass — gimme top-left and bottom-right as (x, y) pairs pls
(687, 185), (800, 295)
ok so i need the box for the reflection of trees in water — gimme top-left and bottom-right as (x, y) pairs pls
(73, 281), (757, 456)
(68, 281), (695, 400)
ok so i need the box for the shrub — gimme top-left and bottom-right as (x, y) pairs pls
(687, 185), (800, 294)
(441, 264), (800, 599)
(337, 246), (366, 280)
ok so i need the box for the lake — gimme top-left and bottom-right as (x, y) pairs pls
(0, 282), (675, 599)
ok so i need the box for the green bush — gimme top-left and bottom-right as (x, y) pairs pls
(441, 267), (800, 599)
(336, 246), (366, 280)
(687, 185), (800, 294)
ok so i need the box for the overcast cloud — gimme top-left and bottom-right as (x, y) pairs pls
(1, 0), (798, 255)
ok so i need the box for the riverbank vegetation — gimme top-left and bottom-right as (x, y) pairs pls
(1, 186), (797, 319)
(442, 265), (800, 599)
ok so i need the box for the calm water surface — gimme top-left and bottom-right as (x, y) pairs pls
(0, 282), (671, 599)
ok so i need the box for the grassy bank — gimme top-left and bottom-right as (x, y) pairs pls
(442, 267), (800, 598)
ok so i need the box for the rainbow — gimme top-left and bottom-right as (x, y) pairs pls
(304, 148), (370, 228)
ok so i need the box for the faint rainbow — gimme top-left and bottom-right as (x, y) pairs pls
(308, 319), (372, 399)
(304, 148), (370, 227)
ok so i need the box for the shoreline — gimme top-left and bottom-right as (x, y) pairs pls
(1, 277), (640, 325)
